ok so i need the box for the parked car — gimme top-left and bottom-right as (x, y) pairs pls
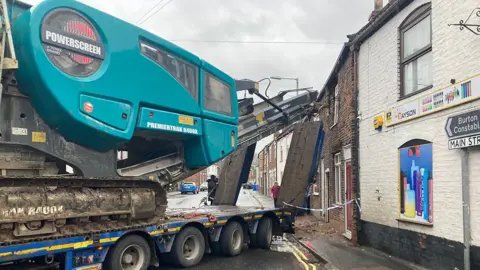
(180, 182), (199, 194)
(242, 182), (253, 189)
(199, 182), (208, 191)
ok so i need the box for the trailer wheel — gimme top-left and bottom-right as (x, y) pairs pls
(256, 217), (273, 249)
(104, 235), (151, 270)
(219, 221), (244, 256)
(171, 226), (205, 268)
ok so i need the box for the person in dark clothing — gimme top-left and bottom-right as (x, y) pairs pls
(206, 175), (218, 205)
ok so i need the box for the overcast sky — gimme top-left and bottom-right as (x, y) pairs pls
(25, 0), (376, 152)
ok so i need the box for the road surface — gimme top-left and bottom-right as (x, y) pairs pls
(167, 188), (274, 209)
(156, 190), (322, 270)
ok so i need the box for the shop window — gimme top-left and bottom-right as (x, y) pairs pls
(399, 3), (432, 98)
(398, 139), (433, 225)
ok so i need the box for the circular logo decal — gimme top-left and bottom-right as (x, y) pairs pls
(41, 9), (104, 77)
(83, 102), (94, 113)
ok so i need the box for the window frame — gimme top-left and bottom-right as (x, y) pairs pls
(203, 72), (233, 116)
(313, 184), (320, 196)
(399, 4), (433, 99)
(333, 84), (339, 127)
(334, 153), (342, 204)
(139, 41), (198, 101)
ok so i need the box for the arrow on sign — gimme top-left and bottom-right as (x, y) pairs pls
(445, 117), (453, 137)
(444, 109), (480, 139)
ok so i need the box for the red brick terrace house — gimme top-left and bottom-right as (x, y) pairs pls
(312, 37), (360, 245)
(183, 172), (201, 187)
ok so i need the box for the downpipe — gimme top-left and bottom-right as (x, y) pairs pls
(352, 46), (362, 244)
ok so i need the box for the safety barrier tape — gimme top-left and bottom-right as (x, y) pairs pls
(281, 198), (361, 213)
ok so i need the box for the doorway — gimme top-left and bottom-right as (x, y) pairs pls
(343, 145), (352, 239)
(323, 166), (329, 222)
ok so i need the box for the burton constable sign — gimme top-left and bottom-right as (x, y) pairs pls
(446, 109), (480, 149)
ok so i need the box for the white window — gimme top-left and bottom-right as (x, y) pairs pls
(333, 84), (339, 126)
(400, 3), (432, 97)
(334, 153), (342, 204)
(313, 184), (320, 196)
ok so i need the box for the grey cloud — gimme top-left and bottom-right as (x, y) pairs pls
(293, 0), (373, 41)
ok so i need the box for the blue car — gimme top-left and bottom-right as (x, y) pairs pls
(180, 182), (199, 194)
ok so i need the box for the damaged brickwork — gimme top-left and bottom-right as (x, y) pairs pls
(312, 47), (360, 245)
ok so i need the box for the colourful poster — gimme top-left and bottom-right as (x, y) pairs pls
(399, 143), (433, 225)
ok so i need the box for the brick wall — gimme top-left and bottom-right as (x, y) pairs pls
(357, 0), (480, 268)
(312, 49), (358, 242)
(184, 172), (201, 186)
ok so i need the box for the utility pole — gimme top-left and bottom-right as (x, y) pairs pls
(461, 148), (470, 270)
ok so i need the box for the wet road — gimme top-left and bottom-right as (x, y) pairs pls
(156, 239), (306, 270)
(155, 190), (319, 270)
(167, 188), (274, 209)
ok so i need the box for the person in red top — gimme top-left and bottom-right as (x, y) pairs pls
(271, 182), (280, 207)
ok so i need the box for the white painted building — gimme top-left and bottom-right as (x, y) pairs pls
(356, 0), (480, 268)
(276, 130), (293, 186)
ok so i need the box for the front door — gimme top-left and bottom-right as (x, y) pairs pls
(344, 160), (353, 239)
(323, 169), (329, 222)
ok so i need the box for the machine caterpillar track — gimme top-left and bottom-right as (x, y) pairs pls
(0, 0), (318, 246)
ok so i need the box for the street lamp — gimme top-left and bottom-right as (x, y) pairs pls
(270, 76), (300, 95)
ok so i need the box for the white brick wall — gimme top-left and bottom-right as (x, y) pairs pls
(276, 132), (293, 186)
(358, 0), (480, 244)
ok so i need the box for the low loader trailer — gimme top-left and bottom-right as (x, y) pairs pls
(0, 119), (325, 270)
(0, 206), (294, 269)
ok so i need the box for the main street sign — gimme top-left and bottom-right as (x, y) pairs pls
(448, 135), (480, 149)
(446, 109), (480, 149)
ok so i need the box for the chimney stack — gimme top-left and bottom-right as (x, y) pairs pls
(369, 0), (383, 21)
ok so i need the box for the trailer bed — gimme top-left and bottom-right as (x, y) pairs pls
(0, 206), (293, 269)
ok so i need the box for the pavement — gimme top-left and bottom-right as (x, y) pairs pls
(157, 189), (322, 270)
(293, 216), (425, 270)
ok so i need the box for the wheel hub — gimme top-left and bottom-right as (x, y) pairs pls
(120, 244), (145, 270)
(123, 253), (133, 264)
(182, 235), (200, 260)
(232, 229), (242, 250)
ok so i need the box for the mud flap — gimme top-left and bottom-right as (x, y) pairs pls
(277, 121), (324, 213)
(213, 143), (256, 205)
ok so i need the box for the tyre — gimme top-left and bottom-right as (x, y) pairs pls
(219, 221), (244, 257)
(170, 226), (205, 268)
(256, 217), (273, 249)
(104, 235), (151, 270)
